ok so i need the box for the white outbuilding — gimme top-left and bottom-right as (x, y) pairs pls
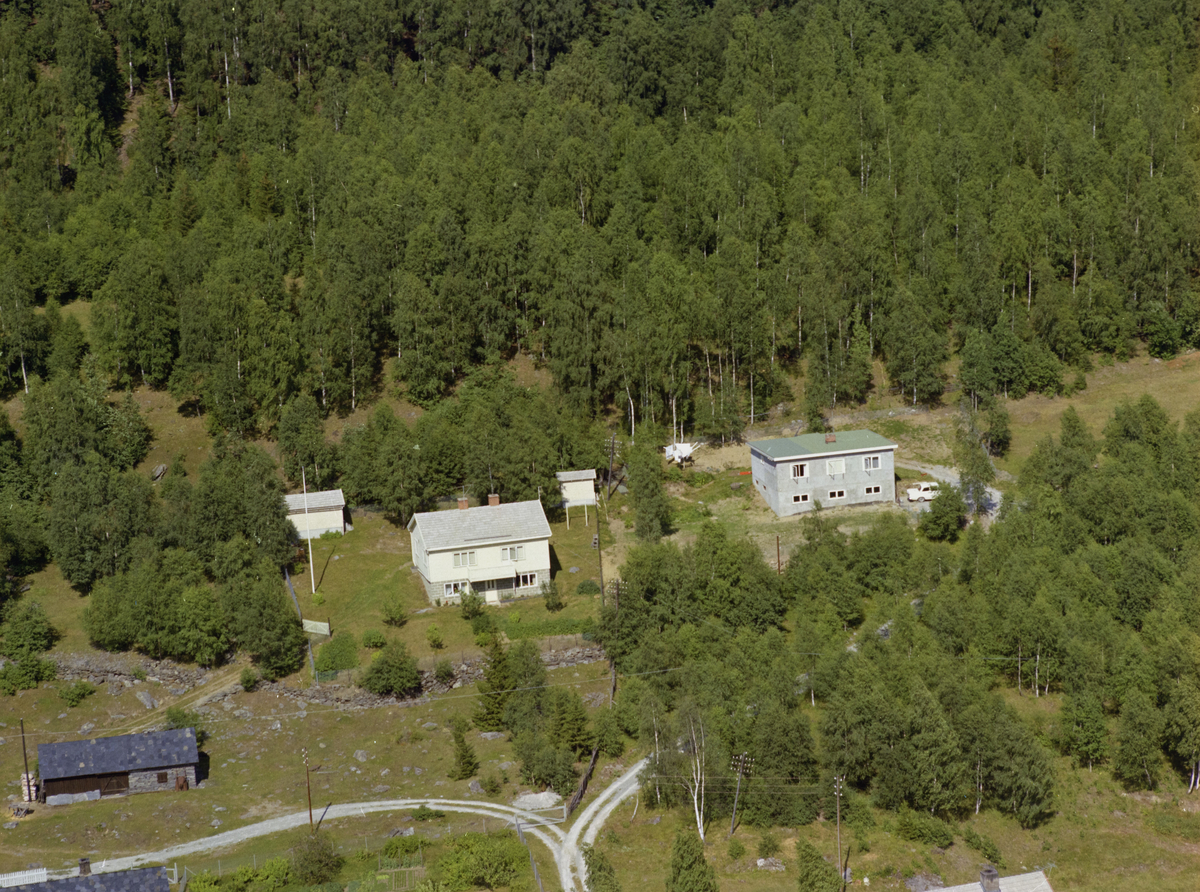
(555, 469), (597, 528)
(284, 488), (347, 540)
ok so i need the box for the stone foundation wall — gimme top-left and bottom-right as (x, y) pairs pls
(127, 765), (196, 794)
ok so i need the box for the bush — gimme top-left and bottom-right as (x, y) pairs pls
(575, 579), (601, 596)
(593, 708), (625, 758)
(426, 625), (444, 650)
(460, 590), (484, 620)
(757, 832), (780, 859)
(361, 629), (386, 649)
(896, 808), (954, 848)
(382, 835), (424, 860)
(58, 680), (96, 708)
(961, 826), (1003, 867)
(411, 804), (446, 821)
(240, 667), (259, 692)
(541, 579), (564, 612)
(314, 631), (359, 673)
(0, 655), (56, 695)
(480, 773), (502, 795)
(727, 839), (746, 861)
(918, 485), (968, 543)
(292, 833), (341, 884)
(381, 597), (406, 627)
(469, 613), (496, 636)
(1, 601), (57, 658)
(360, 642), (421, 697)
(165, 706), (208, 744)
(434, 659), (455, 684)
(437, 832), (527, 891)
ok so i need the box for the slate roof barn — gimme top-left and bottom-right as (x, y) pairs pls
(38, 729), (198, 801)
(939, 868), (1055, 892)
(5, 867), (170, 892)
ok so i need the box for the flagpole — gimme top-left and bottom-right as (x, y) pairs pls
(303, 465), (315, 595)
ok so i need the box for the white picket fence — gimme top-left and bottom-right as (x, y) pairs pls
(0, 868), (47, 888)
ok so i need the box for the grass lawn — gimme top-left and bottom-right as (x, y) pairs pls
(296, 509), (606, 674)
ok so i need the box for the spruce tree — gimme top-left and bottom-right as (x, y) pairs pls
(473, 637), (511, 731)
(449, 717), (480, 781)
(665, 829), (717, 892)
(795, 839), (841, 892)
(583, 845), (622, 892)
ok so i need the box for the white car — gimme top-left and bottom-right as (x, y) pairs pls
(906, 481), (941, 502)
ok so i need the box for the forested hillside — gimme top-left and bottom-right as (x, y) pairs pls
(1, 0), (1197, 436)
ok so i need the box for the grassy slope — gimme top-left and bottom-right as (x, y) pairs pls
(6, 349), (1200, 888)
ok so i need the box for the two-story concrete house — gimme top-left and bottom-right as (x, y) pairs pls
(749, 430), (897, 517)
(408, 496), (552, 605)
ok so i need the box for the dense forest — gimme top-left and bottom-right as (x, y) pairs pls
(1, 0), (1197, 436)
(589, 398), (1200, 838)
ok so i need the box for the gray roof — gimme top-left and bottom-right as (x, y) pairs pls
(38, 729), (198, 781)
(13, 868), (169, 892)
(749, 430), (897, 461)
(556, 469), (596, 483)
(284, 488), (345, 514)
(940, 871), (1054, 892)
(408, 499), (551, 551)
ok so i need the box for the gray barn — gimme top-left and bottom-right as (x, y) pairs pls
(749, 430), (897, 517)
(37, 728), (198, 803)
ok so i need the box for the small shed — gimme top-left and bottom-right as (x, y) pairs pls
(284, 488), (346, 540)
(555, 469), (596, 528)
(37, 729), (198, 803)
(5, 866), (170, 892)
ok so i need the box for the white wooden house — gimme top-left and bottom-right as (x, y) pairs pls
(555, 469), (596, 528)
(284, 488), (346, 540)
(407, 496), (552, 605)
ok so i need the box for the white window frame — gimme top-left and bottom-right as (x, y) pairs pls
(452, 551), (477, 568)
(863, 455), (880, 470)
(444, 581), (467, 597)
(518, 572), (538, 588)
(865, 485), (881, 495)
(502, 545), (525, 562)
(828, 489), (846, 500)
(827, 458), (845, 476)
(791, 463), (808, 479)
(792, 494), (810, 504)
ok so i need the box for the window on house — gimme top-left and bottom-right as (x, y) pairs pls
(828, 490), (846, 500)
(865, 485), (881, 495)
(518, 573), (538, 588)
(792, 494), (810, 504)
(502, 545), (525, 562)
(452, 551), (477, 568)
(827, 458), (845, 475)
(157, 772), (168, 784)
(863, 455), (880, 470)
(444, 581), (467, 597)
(791, 463), (808, 479)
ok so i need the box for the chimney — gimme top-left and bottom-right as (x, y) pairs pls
(825, 432), (837, 443)
(79, 859), (91, 877)
(488, 493), (500, 507)
(979, 866), (1000, 892)
(457, 496), (469, 510)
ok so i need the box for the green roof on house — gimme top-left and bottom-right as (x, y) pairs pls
(749, 430), (897, 461)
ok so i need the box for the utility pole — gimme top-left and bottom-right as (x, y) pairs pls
(20, 719), (32, 803)
(834, 775), (845, 891)
(606, 435), (616, 498)
(302, 748), (321, 830)
(729, 752), (753, 837)
(302, 465), (315, 595)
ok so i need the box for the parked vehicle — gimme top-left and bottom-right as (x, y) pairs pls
(906, 481), (940, 502)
